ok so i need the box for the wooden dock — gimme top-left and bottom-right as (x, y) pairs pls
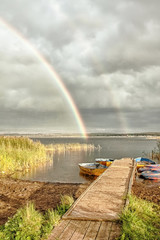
(48, 158), (135, 240)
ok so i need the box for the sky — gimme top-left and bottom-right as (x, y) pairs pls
(0, 0), (160, 135)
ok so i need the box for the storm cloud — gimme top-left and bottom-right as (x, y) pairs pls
(0, 0), (160, 133)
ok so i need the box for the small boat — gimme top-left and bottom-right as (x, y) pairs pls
(79, 163), (108, 176)
(95, 158), (114, 167)
(134, 157), (156, 169)
(135, 157), (155, 164)
(140, 169), (160, 180)
(138, 164), (160, 172)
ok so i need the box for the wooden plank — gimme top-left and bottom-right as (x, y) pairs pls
(109, 222), (121, 240)
(111, 158), (133, 167)
(83, 221), (101, 240)
(57, 220), (79, 240)
(125, 161), (136, 206)
(101, 169), (131, 179)
(63, 169), (108, 220)
(65, 189), (125, 221)
(64, 158), (133, 221)
(48, 220), (70, 240)
(96, 222), (112, 240)
(70, 221), (91, 240)
(48, 158), (133, 240)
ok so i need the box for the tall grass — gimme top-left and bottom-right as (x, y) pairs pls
(0, 136), (96, 176)
(0, 136), (47, 175)
(119, 195), (160, 240)
(152, 140), (160, 162)
(0, 195), (74, 240)
(46, 143), (95, 153)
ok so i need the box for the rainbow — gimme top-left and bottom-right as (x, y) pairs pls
(0, 17), (87, 138)
(56, 17), (129, 133)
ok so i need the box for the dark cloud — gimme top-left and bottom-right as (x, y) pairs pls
(0, 0), (160, 133)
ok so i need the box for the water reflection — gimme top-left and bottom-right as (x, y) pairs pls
(79, 172), (97, 181)
(19, 144), (95, 183)
(19, 137), (157, 183)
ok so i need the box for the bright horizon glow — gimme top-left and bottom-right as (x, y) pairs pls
(0, 17), (88, 138)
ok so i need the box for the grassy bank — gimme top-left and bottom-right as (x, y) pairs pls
(0, 136), (95, 176)
(0, 137), (47, 175)
(119, 195), (160, 240)
(0, 195), (74, 240)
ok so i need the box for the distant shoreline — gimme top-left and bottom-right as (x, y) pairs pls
(0, 133), (160, 139)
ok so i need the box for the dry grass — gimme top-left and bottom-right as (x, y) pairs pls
(0, 136), (47, 175)
(46, 143), (95, 153)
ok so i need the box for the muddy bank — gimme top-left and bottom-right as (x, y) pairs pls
(0, 177), (90, 225)
(0, 175), (160, 226)
(132, 180), (160, 205)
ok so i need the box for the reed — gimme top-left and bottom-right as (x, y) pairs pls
(0, 136), (47, 175)
(151, 140), (160, 162)
(0, 136), (96, 176)
(46, 143), (95, 153)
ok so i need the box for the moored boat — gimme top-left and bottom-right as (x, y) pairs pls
(79, 163), (108, 176)
(140, 169), (160, 180)
(138, 164), (160, 172)
(134, 157), (156, 169)
(95, 158), (114, 167)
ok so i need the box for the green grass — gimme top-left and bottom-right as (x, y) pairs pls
(0, 136), (47, 175)
(0, 195), (74, 240)
(119, 195), (160, 240)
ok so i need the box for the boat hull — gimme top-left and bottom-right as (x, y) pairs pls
(140, 170), (160, 180)
(137, 163), (147, 169)
(95, 158), (114, 167)
(79, 163), (107, 176)
(138, 164), (160, 172)
(97, 161), (112, 167)
(135, 157), (156, 169)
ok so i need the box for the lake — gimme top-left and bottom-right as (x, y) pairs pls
(20, 136), (158, 183)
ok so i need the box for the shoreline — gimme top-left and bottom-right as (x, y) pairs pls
(0, 134), (160, 142)
(1, 133), (160, 139)
(0, 176), (90, 225)
(0, 175), (159, 226)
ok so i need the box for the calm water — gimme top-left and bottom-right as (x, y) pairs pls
(20, 137), (158, 183)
